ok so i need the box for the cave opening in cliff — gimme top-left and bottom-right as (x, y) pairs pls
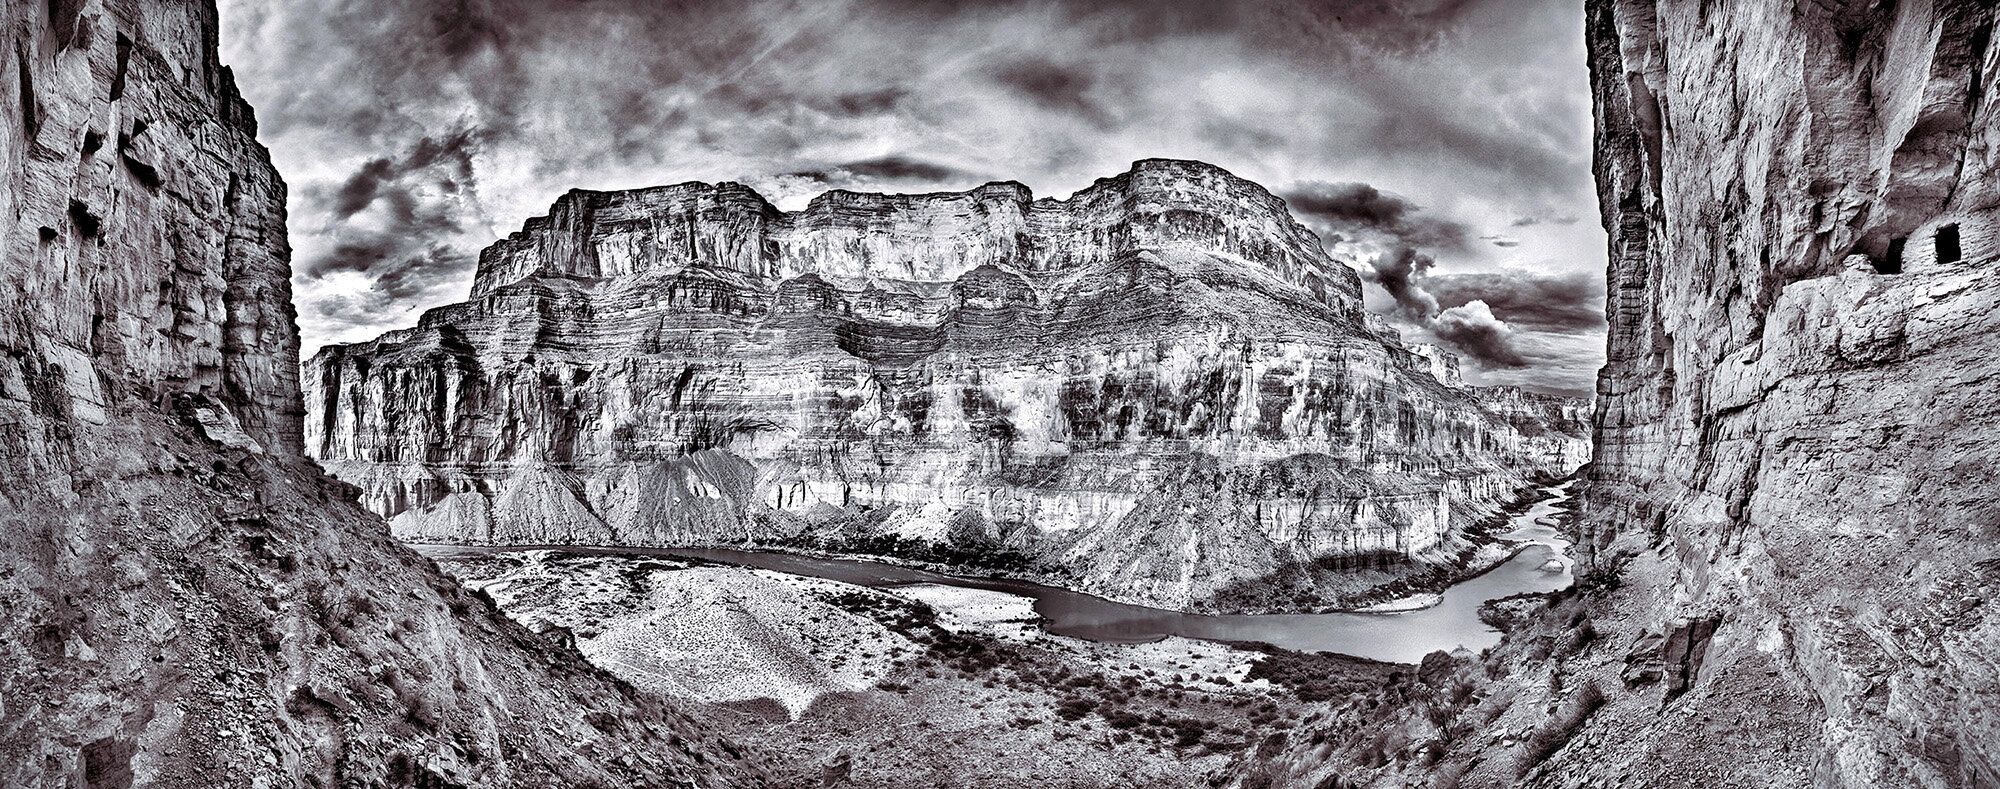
(1937, 223), (1962, 264)
(1879, 237), (1907, 274)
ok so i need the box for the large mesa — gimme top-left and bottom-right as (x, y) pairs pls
(307, 159), (1590, 614)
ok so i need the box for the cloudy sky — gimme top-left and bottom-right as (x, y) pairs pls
(215, 0), (1606, 396)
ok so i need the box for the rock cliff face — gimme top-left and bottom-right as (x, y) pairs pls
(0, 2), (760, 785)
(1581, 0), (2000, 785)
(1220, 3), (2000, 788)
(306, 160), (1590, 613)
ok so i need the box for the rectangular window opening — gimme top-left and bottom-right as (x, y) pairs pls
(1937, 223), (1961, 264)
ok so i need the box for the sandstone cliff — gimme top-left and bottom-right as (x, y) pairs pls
(0, 2), (761, 785)
(1234, 1), (2000, 787)
(306, 161), (1591, 614)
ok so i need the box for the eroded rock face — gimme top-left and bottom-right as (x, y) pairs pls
(1580, 0), (2000, 784)
(0, 2), (761, 785)
(307, 159), (1590, 613)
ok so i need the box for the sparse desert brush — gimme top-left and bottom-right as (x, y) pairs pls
(1519, 681), (1607, 775)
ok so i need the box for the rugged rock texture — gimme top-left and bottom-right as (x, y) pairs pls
(306, 160), (1590, 613)
(1236, 2), (2000, 787)
(0, 2), (761, 786)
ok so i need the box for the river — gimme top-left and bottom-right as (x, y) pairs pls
(416, 482), (1576, 664)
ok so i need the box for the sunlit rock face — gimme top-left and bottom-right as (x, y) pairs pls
(1584, 0), (2000, 784)
(307, 159), (1590, 613)
(0, 2), (761, 785)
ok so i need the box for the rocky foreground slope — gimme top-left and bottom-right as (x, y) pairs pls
(305, 160), (1589, 613)
(1238, 1), (2000, 787)
(0, 2), (762, 786)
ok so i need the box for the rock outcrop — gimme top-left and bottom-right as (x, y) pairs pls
(306, 160), (1590, 613)
(0, 2), (761, 785)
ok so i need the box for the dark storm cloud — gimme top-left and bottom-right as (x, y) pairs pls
(1432, 301), (1529, 368)
(781, 156), (985, 191)
(1012, 0), (1490, 54)
(310, 242), (469, 301)
(991, 59), (1109, 125)
(299, 128), (488, 335)
(428, 0), (507, 62)
(1365, 246), (1441, 320)
(329, 128), (482, 221)
(331, 158), (396, 219)
(1361, 247), (1559, 371)
(1286, 182), (1473, 253)
(307, 247), (473, 341)
(1427, 271), (1604, 332)
(837, 156), (966, 182)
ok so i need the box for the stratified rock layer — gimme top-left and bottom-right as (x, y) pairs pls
(0, 2), (761, 786)
(307, 160), (1590, 613)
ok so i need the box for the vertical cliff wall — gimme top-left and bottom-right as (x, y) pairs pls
(1580, 0), (1999, 784)
(1225, 3), (2000, 787)
(0, 2), (760, 785)
(307, 161), (1592, 614)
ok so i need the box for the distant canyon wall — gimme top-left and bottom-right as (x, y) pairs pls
(307, 159), (1590, 613)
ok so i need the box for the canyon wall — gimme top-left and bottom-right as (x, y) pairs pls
(1582, 0), (2000, 784)
(307, 161), (1591, 613)
(1231, 2), (2000, 787)
(0, 1), (760, 785)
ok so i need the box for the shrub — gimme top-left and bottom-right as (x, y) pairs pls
(1243, 649), (1380, 702)
(1102, 708), (1145, 730)
(1519, 682), (1607, 775)
(1054, 698), (1095, 721)
(1167, 718), (1211, 747)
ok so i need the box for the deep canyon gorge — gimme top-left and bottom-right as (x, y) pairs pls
(3, 0), (1997, 788)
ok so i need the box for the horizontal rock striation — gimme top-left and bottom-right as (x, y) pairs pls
(308, 159), (1590, 613)
(0, 2), (762, 786)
